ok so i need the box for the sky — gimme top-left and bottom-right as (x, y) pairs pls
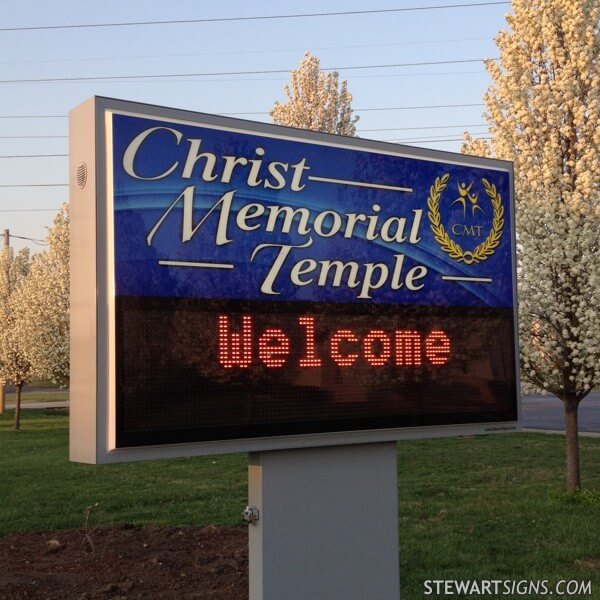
(0, 0), (513, 251)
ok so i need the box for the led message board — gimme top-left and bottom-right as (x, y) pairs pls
(69, 97), (519, 463)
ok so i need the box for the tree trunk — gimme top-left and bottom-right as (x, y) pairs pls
(14, 382), (22, 431)
(564, 396), (581, 491)
(0, 380), (5, 414)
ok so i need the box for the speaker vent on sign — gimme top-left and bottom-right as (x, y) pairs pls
(76, 163), (87, 189)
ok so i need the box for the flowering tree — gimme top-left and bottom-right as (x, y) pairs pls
(271, 51), (359, 136)
(0, 246), (32, 430)
(462, 0), (600, 490)
(13, 204), (70, 386)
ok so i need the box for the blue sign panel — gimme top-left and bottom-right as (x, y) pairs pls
(112, 114), (513, 309)
(109, 110), (517, 448)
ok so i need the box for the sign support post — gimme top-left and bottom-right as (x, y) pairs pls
(248, 443), (400, 600)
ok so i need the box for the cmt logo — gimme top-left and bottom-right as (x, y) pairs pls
(427, 174), (505, 265)
(451, 224), (484, 237)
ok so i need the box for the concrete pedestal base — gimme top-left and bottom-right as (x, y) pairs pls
(248, 442), (400, 600)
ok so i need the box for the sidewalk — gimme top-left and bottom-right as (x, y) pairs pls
(3, 389), (69, 411)
(5, 401), (69, 410)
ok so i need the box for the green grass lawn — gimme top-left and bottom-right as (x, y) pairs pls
(1, 409), (599, 598)
(0, 410), (246, 532)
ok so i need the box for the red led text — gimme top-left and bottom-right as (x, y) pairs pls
(218, 315), (450, 369)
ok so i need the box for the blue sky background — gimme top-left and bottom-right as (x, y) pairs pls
(0, 0), (512, 251)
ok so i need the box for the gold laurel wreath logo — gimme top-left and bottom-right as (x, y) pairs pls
(427, 174), (504, 265)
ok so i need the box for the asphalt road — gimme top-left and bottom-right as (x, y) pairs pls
(4, 386), (64, 394)
(521, 390), (600, 433)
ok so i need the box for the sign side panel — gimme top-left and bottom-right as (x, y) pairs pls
(96, 98), (114, 462)
(69, 98), (99, 464)
(510, 165), (522, 429)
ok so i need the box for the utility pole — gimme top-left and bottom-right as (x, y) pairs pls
(0, 229), (7, 414)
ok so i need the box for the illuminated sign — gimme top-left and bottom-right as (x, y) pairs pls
(70, 97), (519, 463)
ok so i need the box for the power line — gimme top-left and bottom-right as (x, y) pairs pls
(0, 102), (487, 120)
(56, 69), (486, 85)
(380, 135), (492, 144)
(0, 135), (67, 139)
(0, 136), (494, 167)
(0, 184), (67, 188)
(383, 133), (489, 142)
(359, 123), (485, 132)
(0, 115), (65, 119)
(0, 207), (62, 210)
(0, 68), (487, 89)
(0, 153), (68, 161)
(358, 103), (485, 112)
(9, 234), (48, 245)
(0, 130), (492, 152)
(0, 131), (494, 182)
(217, 103), (487, 116)
(0, 58), (495, 84)
(0, 3), (510, 32)
(1, 125), (486, 139)
(0, 135), (492, 157)
(0, 38), (492, 66)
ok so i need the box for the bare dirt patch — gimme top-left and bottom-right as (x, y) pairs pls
(0, 524), (248, 599)
(575, 558), (600, 570)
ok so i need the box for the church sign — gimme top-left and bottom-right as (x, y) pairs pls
(69, 97), (519, 463)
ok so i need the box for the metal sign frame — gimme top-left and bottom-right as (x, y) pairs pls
(69, 96), (520, 464)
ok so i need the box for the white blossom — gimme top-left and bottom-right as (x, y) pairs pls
(462, 0), (600, 401)
(270, 51), (358, 136)
(0, 245), (32, 385)
(11, 203), (70, 385)
(462, 0), (599, 489)
(0, 245), (33, 429)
